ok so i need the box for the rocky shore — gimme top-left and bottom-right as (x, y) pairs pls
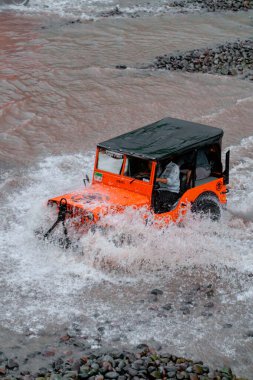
(170, 0), (252, 12)
(150, 39), (253, 80)
(97, 0), (253, 19)
(0, 344), (248, 380)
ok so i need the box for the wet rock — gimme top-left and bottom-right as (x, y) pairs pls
(63, 370), (78, 379)
(206, 289), (214, 298)
(105, 372), (119, 379)
(100, 6), (123, 18)
(6, 358), (19, 370)
(136, 343), (149, 350)
(27, 351), (41, 358)
(223, 323), (233, 328)
(52, 357), (64, 371)
(180, 306), (190, 315)
(115, 65), (127, 70)
(220, 367), (233, 376)
(193, 364), (204, 375)
(150, 370), (162, 379)
(102, 361), (113, 372)
(43, 350), (56, 357)
(189, 374), (199, 380)
(203, 365), (209, 373)
(201, 311), (213, 318)
(103, 355), (115, 366)
(98, 326), (105, 334)
(204, 302), (214, 308)
(50, 375), (62, 380)
(151, 289), (163, 296)
(23, 375), (34, 380)
(176, 372), (186, 380)
(0, 352), (6, 361)
(127, 368), (138, 376)
(246, 330), (253, 337)
(37, 367), (49, 376)
(0, 367), (6, 376)
(183, 297), (194, 305)
(162, 303), (172, 311)
(186, 366), (193, 373)
(60, 335), (71, 342)
(95, 376), (104, 380)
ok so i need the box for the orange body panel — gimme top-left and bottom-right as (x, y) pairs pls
(153, 177), (227, 226)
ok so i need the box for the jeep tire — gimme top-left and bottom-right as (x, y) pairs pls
(191, 195), (221, 221)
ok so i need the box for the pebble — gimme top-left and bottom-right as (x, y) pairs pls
(6, 358), (19, 370)
(105, 372), (119, 379)
(151, 289), (163, 296)
(223, 323), (233, 328)
(0, 367), (6, 376)
(162, 303), (172, 310)
(115, 65), (127, 70)
(204, 302), (214, 308)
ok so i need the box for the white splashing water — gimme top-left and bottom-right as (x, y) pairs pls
(0, 137), (253, 377)
(0, 136), (253, 333)
(0, 0), (198, 19)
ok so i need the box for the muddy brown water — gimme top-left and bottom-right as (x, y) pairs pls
(0, 4), (253, 378)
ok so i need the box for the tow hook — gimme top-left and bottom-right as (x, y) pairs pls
(44, 198), (72, 248)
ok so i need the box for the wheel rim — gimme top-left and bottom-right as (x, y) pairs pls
(200, 204), (220, 221)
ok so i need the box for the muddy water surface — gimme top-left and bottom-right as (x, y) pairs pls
(0, 4), (253, 378)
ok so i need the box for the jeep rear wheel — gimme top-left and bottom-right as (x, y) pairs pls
(191, 198), (221, 221)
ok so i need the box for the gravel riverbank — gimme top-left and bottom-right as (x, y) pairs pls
(170, 0), (253, 12)
(0, 344), (248, 380)
(150, 39), (253, 80)
(102, 0), (253, 18)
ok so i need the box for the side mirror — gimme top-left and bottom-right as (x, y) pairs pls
(83, 174), (90, 187)
(223, 150), (230, 185)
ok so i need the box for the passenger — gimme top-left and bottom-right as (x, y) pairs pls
(207, 145), (222, 174)
(196, 150), (211, 180)
(176, 155), (193, 190)
(156, 161), (180, 204)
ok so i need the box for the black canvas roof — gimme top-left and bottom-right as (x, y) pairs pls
(98, 117), (223, 161)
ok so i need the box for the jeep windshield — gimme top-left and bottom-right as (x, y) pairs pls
(97, 148), (152, 182)
(97, 149), (124, 174)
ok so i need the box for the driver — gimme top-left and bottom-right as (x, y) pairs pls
(156, 161), (180, 203)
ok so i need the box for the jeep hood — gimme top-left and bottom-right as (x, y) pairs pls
(49, 183), (150, 214)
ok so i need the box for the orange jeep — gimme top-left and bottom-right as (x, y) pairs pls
(44, 117), (230, 246)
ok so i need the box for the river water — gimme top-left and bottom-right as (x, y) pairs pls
(0, 1), (253, 378)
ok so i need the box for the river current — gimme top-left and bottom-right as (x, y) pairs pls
(0, 1), (253, 378)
